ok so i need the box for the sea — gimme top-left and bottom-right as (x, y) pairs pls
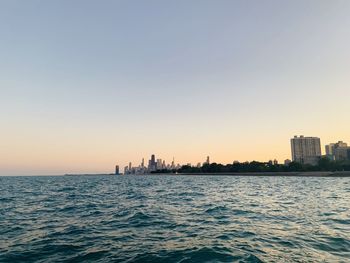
(0, 175), (349, 263)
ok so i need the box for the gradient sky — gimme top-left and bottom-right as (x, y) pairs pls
(1, 0), (350, 175)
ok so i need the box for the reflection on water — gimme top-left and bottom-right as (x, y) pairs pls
(0, 175), (349, 262)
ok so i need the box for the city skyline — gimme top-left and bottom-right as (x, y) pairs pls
(1, 1), (350, 175)
(118, 135), (350, 175)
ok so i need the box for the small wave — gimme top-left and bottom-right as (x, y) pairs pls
(128, 246), (248, 263)
(205, 206), (228, 214)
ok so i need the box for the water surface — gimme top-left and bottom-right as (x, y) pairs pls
(0, 175), (349, 262)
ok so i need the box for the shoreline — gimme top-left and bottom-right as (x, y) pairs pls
(174, 171), (350, 177)
(65, 171), (350, 177)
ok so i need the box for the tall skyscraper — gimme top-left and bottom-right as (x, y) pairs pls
(148, 154), (156, 171)
(291, 135), (321, 165)
(171, 157), (175, 169)
(156, 159), (163, 170)
(115, 165), (120, 175)
(203, 156), (210, 165)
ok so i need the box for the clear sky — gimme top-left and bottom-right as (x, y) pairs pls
(1, 0), (350, 175)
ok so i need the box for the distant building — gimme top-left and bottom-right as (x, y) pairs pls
(115, 165), (120, 175)
(325, 141), (350, 162)
(325, 143), (335, 156)
(148, 154), (157, 171)
(273, 159), (278, 165)
(284, 159), (291, 166)
(156, 159), (163, 170)
(333, 141), (350, 162)
(291, 135), (321, 165)
(325, 144), (336, 160)
(171, 157), (175, 169)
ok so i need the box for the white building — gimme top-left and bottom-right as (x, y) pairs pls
(291, 135), (321, 165)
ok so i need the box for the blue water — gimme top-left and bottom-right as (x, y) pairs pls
(0, 175), (349, 262)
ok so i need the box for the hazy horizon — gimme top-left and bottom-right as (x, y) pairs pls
(1, 0), (350, 176)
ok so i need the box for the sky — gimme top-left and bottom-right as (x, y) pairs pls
(1, 0), (350, 175)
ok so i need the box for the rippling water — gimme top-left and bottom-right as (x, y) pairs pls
(0, 175), (349, 262)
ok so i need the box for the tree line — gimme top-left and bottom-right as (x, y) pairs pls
(151, 157), (350, 174)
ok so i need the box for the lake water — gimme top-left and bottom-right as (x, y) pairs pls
(0, 175), (349, 262)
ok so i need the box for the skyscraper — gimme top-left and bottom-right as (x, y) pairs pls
(156, 159), (163, 170)
(148, 154), (156, 172)
(291, 135), (321, 165)
(115, 165), (120, 175)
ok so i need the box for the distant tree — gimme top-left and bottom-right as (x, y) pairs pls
(287, 161), (303, 172)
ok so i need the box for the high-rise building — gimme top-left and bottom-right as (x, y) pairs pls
(325, 141), (350, 161)
(204, 156), (210, 165)
(333, 141), (350, 162)
(325, 143), (335, 156)
(115, 165), (120, 175)
(325, 143), (335, 160)
(148, 154), (156, 171)
(171, 157), (175, 169)
(291, 135), (321, 165)
(156, 159), (163, 170)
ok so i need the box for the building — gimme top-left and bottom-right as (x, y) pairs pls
(148, 154), (157, 171)
(325, 141), (350, 162)
(156, 159), (163, 170)
(325, 143), (335, 156)
(284, 159), (291, 166)
(171, 157), (175, 169)
(115, 165), (120, 175)
(333, 141), (350, 162)
(291, 135), (321, 165)
(325, 143), (335, 160)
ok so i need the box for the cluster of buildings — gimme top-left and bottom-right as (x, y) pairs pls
(290, 135), (350, 165)
(114, 136), (349, 174)
(117, 155), (211, 175)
